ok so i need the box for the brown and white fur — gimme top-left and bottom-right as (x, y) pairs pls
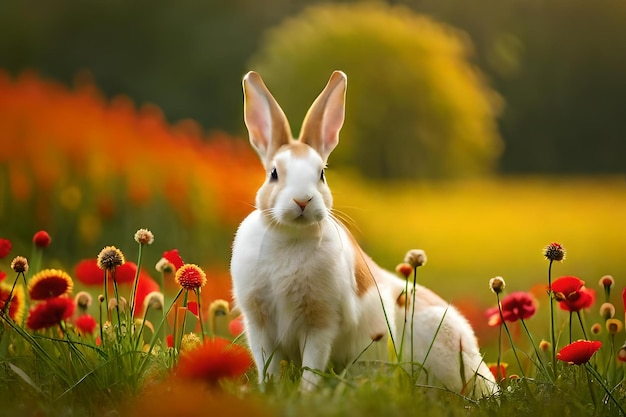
(230, 71), (497, 396)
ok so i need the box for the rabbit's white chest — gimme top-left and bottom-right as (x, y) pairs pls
(230, 211), (359, 350)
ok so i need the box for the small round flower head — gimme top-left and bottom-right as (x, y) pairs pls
(10, 256), (28, 274)
(108, 296), (128, 312)
(175, 264), (207, 291)
(28, 269), (74, 300)
(74, 291), (93, 311)
(98, 294), (105, 304)
(590, 323), (602, 335)
(403, 249), (427, 269)
(143, 291), (165, 312)
(600, 302), (616, 320)
(32, 230), (52, 248)
(599, 275), (614, 288)
(395, 263), (413, 279)
(97, 246), (125, 271)
(606, 318), (623, 334)
(134, 228), (154, 245)
(75, 314), (98, 336)
(539, 339), (551, 352)
(543, 242), (565, 262)
(181, 333), (202, 352)
(489, 276), (506, 294)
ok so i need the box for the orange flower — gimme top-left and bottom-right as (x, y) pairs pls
(395, 263), (413, 279)
(175, 264), (207, 291)
(557, 340), (602, 365)
(26, 296), (75, 330)
(176, 338), (252, 384)
(28, 269), (74, 300)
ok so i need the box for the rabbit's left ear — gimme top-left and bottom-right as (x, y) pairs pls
(300, 71), (347, 163)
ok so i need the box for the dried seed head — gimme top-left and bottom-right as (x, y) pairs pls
(403, 249), (427, 269)
(489, 276), (506, 294)
(97, 246), (125, 271)
(543, 242), (565, 262)
(134, 228), (154, 245)
(10, 256), (28, 274)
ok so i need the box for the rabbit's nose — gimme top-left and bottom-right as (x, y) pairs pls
(293, 198), (312, 211)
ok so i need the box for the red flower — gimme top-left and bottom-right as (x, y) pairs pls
(75, 314), (97, 335)
(32, 230), (52, 248)
(558, 287), (595, 312)
(176, 338), (252, 384)
(488, 363), (507, 380)
(551, 276), (585, 299)
(28, 269), (74, 300)
(166, 334), (174, 348)
(74, 259), (103, 285)
(74, 259), (138, 285)
(229, 317), (244, 337)
(0, 238), (11, 259)
(0, 282), (25, 322)
(557, 340), (602, 365)
(162, 249), (184, 271)
(133, 272), (160, 317)
(486, 292), (537, 327)
(622, 287), (626, 312)
(500, 291), (537, 322)
(0, 271), (6, 282)
(26, 296), (75, 330)
(552, 276), (595, 312)
(187, 301), (199, 317)
(175, 264), (207, 291)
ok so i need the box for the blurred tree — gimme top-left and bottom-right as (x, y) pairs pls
(248, 2), (503, 179)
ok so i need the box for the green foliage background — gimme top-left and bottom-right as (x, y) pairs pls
(1, 0), (625, 176)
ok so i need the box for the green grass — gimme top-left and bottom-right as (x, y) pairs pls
(1, 175), (626, 416)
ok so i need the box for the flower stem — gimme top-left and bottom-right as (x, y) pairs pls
(548, 259), (558, 380)
(496, 293), (526, 378)
(410, 267), (417, 379)
(129, 242), (144, 318)
(196, 288), (206, 342)
(575, 311), (588, 340)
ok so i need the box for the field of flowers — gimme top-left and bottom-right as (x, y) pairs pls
(1, 72), (625, 416)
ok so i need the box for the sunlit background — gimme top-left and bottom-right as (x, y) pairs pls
(1, 0), (625, 349)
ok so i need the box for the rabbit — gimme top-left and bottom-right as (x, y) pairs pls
(230, 70), (498, 396)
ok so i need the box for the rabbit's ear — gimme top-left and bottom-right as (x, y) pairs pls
(243, 71), (292, 166)
(300, 71), (347, 163)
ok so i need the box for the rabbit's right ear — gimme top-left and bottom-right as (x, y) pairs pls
(243, 72), (292, 167)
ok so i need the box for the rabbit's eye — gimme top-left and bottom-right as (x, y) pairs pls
(270, 168), (278, 182)
(320, 169), (326, 183)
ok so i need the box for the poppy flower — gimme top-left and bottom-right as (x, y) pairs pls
(558, 287), (595, 313)
(551, 276), (585, 299)
(157, 249), (184, 272)
(0, 282), (25, 322)
(132, 272), (160, 316)
(26, 296), (75, 330)
(28, 269), (74, 300)
(32, 230), (51, 248)
(557, 340), (602, 365)
(75, 259), (138, 286)
(175, 337), (252, 384)
(75, 314), (97, 336)
(495, 291), (537, 324)
(0, 238), (11, 259)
